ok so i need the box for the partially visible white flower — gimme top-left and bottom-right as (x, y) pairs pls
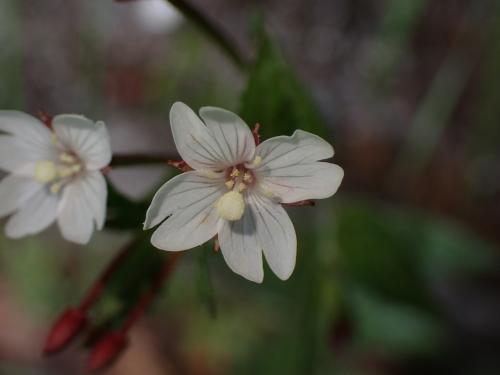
(144, 102), (344, 283)
(0, 111), (111, 244)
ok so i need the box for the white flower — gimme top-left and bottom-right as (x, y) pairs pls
(144, 102), (344, 283)
(0, 111), (111, 244)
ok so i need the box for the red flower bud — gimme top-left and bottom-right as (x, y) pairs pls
(86, 331), (128, 372)
(43, 308), (87, 355)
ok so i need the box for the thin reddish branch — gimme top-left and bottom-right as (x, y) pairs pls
(121, 253), (183, 332)
(79, 240), (137, 311)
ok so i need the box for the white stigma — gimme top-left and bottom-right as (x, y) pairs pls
(35, 160), (57, 183)
(216, 191), (245, 221)
(34, 152), (83, 194)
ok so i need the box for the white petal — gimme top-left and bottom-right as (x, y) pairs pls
(218, 208), (263, 283)
(169, 102), (227, 170)
(199, 106), (255, 166)
(252, 129), (334, 170)
(0, 110), (53, 146)
(53, 115), (111, 170)
(144, 170), (224, 229)
(147, 171), (224, 251)
(0, 135), (59, 175)
(5, 188), (58, 238)
(248, 192), (297, 280)
(0, 174), (42, 217)
(57, 175), (98, 244)
(74, 171), (107, 230)
(258, 162), (344, 203)
(0, 117), (58, 175)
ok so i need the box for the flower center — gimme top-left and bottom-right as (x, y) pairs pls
(216, 191), (245, 221)
(34, 152), (83, 194)
(215, 160), (260, 221)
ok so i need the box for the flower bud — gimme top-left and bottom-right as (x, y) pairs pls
(86, 331), (128, 371)
(43, 308), (87, 355)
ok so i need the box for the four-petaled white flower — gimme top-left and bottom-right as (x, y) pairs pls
(144, 102), (344, 282)
(0, 111), (111, 244)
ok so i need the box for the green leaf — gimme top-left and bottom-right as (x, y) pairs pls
(240, 24), (328, 139)
(349, 285), (443, 356)
(196, 245), (217, 318)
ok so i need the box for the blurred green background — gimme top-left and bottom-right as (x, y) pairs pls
(1, 0), (500, 374)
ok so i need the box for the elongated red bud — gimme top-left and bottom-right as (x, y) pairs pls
(43, 308), (87, 355)
(87, 331), (128, 371)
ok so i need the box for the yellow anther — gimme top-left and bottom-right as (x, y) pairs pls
(237, 182), (247, 192)
(34, 160), (57, 183)
(200, 170), (218, 179)
(225, 180), (235, 189)
(60, 153), (76, 164)
(216, 191), (245, 221)
(50, 181), (63, 194)
(243, 172), (253, 183)
(230, 168), (240, 178)
(261, 186), (275, 198)
(57, 166), (73, 178)
(71, 164), (82, 173)
(249, 155), (262, 168)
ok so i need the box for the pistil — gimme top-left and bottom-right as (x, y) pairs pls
(34, 151), (83, 194)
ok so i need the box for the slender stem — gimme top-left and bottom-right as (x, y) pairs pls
(110, 153), (179, 167)
(121, 253), (183, 332)
(116, 0), (246, 68)
(166, 0), (247, 69)
(79, 239), (139, 311)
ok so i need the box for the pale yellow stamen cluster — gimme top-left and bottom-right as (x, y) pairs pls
(34, 152), (82, 194)
(216, 155), (265, 221)
(217, 160), (262, 221)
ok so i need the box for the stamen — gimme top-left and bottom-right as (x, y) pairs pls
(50, 181), (63, 194)
(60, 153), (77, 164)
(249, 155), (262, 168)
(35, 160), (57, 183)
(230, 168), (240, 178)
(225, 180), (235, 189)
(261, 186), (275, 198)
(243, 172), (253, 183)
(200, 170), (219, 179)
(237, 182), (246, 192)
(71, 164), (82, 173)
(57, 166), (74, 178)
(51, 134), (59, 145)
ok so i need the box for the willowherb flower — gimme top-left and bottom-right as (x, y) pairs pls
(144, 102), (343, 282)
(0, 111), (111, 244)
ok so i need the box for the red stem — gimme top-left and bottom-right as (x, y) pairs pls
(79, 240), (137, 311)
(121, 253), (183, 332)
